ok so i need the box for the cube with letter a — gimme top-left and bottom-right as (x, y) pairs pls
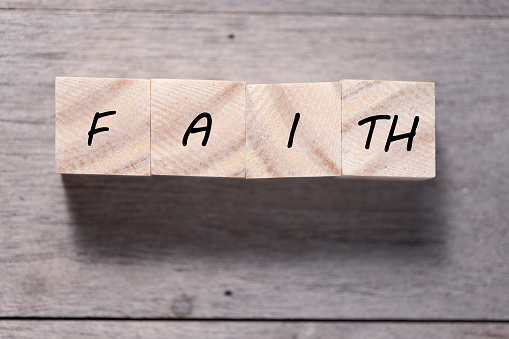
(150, 79), (246, 177)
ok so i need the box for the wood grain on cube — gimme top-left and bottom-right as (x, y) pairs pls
(55, 77), (150, 175)
(342, 80), (435, 178)
(246, 82), (342, 178)
(151, 79), (246, 177)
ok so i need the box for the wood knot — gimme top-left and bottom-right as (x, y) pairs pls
(171, 294), (193, 317)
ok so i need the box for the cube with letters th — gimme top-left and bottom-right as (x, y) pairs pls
(150, 79), (246, 177)
(246, 82), (342, 178)
(341, 80), (435, 178)
(55, 77), (151, 175)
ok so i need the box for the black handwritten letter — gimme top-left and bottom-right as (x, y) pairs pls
(183, 112), (212, 146)
(384, 115), (419, 152)
(87, 111), (116, 146)
(358, 115), (391, 149)
(287, 113), (300, 148)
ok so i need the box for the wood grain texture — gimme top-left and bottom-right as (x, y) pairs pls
(246, 83), (341, 178)
(342, 80), (435, 178)
(1, 7), (509, 320)
(2, 321), (509, 339)
(4, 0), (509, 16)
(151, 79), (245, 177)
(55, 77), (150, 175)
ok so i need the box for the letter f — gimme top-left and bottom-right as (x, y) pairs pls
(88, 111), (117, 146)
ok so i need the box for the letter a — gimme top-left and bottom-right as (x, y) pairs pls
(182, 112), (212, 146)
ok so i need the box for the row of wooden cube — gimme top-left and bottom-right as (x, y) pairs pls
(55, 77), (435, 178)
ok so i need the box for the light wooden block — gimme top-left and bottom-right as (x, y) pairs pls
(55, 77), (151, 175)
(341, 80), (435, 178)
(246, 82), (342, 178)
(150, 79), (246, 177)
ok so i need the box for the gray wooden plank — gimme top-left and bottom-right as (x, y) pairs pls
(1, 10), (509, 319)
(3, 0), (509, 16)
(2, 322), (509, 339)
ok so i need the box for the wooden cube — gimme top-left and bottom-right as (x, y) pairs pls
(150, 79), (246, 177)
(341, 80), (435, 179)
(55, 77), (151, 175)
(246, 82), (342, 178)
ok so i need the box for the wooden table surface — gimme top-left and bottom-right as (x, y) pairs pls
(1, 1), (509, 337)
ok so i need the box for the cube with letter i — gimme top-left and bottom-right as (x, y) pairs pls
(246, 82), (342, 178)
